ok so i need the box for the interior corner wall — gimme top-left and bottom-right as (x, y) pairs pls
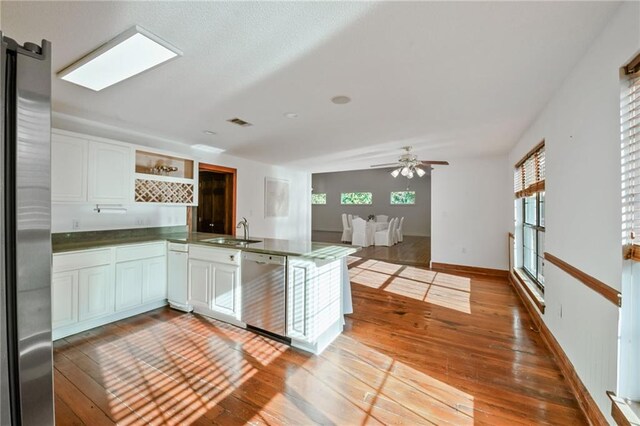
(507, 2), (638, 421)
(311, 168), (431, 237)
(430, 155), (512, 271)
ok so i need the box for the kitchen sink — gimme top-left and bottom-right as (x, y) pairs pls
(202, 237), (262, 247)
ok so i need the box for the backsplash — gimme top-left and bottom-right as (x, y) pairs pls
(51, 203), (187, 233)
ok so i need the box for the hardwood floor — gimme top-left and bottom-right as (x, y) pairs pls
(53, 255), (585, 425)
(312, 230), (431, 267)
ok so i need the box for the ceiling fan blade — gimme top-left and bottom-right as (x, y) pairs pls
(420, 160), (449, 165)
(370, 163), (399, 168)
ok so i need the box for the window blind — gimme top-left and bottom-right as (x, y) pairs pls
(514, 142), (545, 198)
(622, 73), (640, 249)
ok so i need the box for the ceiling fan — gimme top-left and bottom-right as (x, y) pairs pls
(370, 146), (449, 178)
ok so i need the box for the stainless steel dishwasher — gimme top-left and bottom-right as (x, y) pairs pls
(241, 251), (288, 340)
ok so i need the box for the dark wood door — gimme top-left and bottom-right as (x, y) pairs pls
(197, 171), (235, 235)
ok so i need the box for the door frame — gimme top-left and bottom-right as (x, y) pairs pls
(195, 163), (237, 236)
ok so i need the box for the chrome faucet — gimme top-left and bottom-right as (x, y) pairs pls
(236, 217), (249, 240)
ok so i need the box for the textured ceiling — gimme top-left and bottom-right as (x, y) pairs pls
(2, 1), (620, 171)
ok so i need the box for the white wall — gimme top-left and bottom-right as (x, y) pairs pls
(51, 125), (312, 242)
(431, 155), (512, 270)
(507, 2), (638, 421)
(311, 169), (431, 236)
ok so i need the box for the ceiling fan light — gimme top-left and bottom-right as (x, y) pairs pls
(407, 170), (414, 179)
(401, 166), (410, 176)
(390, 168), (401, 178)
(415, 167), (426, 177)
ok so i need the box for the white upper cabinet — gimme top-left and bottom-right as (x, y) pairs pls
(51, 133), (88, 203)
(88, 141), (133, 204)
(51, 129), (197, 206)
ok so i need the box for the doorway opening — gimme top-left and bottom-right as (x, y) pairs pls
(195, 163), (237, 235)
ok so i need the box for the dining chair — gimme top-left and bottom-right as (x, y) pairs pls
(396, 217), (405, 243)
(347, 214), (353, 229)
(376, 214), (388, 223)
(352, 217), (369, 247)
(375, 217), (396, 246)
(390, 217), (399, 244)
(341, 213), (352, 243)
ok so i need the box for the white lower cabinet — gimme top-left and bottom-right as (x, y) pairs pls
(286, 256), (344, 354)
(142, 256), (167, 302)
(115, 261), (143, 311)
(287, 259), (311, 341)
(188, 246), (241, 324)
(78, 265), (114, 321)
(52, 242), (168, 340)
(211, 263), (238, 316)
(188, 259), (211, 309)
(52, 270), (79, 329)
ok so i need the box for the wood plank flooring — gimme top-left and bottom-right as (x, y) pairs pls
(312, 231), (431, 267)
(53, 255), (585, 425)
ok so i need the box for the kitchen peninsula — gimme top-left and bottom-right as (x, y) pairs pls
(51, 227), (357, 355)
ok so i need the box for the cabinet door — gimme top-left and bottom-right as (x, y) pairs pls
(78, 265), (113, 321)
(143, 256), (167, 303)
(168, 251), (188, 304)
(51, 133), (88, 203)
(52, 270), (79, 329)
(287, 260), (311, 340)
(188, 259), (211, 309)
(211, 263), (239, 317)
(115, 261), (143, 311)
(88, 141), (132, 204)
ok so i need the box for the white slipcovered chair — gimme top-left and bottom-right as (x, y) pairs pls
(347, 214), (353, 229)
(341, 213), (352, 243)
(376, 214), (388, 223)
(396, 217), (405, 243)
(375, 217), (396, 247)
(351, 217), (370, 247)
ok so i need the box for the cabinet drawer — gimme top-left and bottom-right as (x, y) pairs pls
(168, 243), (188, 252)
(116, 242), (166, 262)
(53, 249), (111, 272)
(189, 245), (240, 265)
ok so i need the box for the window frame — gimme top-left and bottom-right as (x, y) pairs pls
(521, 192), (545, 291)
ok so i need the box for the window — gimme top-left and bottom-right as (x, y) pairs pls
(622, 70), (640, 252)
(514, 142), (545, 290)
(619, 54), (640, 407)
(311, 193), (326, 205)
(522, 193), (545, 288)
(340, 192), (372, 205)
(390, 191), (416, 205)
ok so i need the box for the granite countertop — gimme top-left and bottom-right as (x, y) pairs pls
(52, 228), (358, 261)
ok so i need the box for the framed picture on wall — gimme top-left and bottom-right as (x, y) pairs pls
(265, 177), (289, 218)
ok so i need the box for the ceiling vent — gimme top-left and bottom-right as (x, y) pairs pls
(227, 117), (252, 127)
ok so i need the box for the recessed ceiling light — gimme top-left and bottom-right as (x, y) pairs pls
(331, 95), (351, 104)
(192, 144), (225, 154)
(202, 130), (216, 135)
(284, 112), (298, 119)
(57, 25), (182, 91)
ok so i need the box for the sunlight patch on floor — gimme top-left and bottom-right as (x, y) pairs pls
(349, 267), (391, 289)
(96, 319), (269, 425)
(283, 335), (476, 425)
(349, 260), (472, 313)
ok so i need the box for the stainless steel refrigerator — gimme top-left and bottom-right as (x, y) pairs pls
(0, 33), (54, 425)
